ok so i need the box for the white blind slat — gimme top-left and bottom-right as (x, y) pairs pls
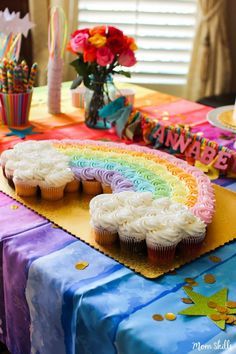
(78, 0), (197, 85)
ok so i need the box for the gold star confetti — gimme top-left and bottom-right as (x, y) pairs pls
(10, 204), (19, 210)
(75, 261), (89, 270)
(178, 287), (236, 330)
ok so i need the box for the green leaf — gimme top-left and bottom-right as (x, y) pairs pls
(113, 70), (131, 78)
(70, 58), (89, 78)
(70, 76), (83, 89)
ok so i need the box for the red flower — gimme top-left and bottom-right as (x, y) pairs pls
(107, 26), (124, 38)
(83, 43), (97, 62)
(118, 49), (137, 67)
(96, 47), (114, 66)
(107, 35), (125, 55)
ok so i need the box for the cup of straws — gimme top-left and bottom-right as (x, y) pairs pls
(0, 59), (38, 127)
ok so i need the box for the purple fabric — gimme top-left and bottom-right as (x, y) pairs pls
(0, 194), (47, 238)
(2, 223), (76, 354)
(0, 192), (76, 353)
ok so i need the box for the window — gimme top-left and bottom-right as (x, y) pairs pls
(78, 0), (197, 85)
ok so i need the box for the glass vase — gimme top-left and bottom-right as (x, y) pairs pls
(84, 75), (116, 129)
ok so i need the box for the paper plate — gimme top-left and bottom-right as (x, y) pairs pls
(207, 105), (236, 134)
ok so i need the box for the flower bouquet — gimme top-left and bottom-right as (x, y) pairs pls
(67, 25), (137, 129)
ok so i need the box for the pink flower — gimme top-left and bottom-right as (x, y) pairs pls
(118, 49), (137, 67)
(70, 32), (89, 53)
(96, 47), (114, 66)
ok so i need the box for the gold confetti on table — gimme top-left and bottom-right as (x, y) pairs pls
(152, 314), (164, 321)
(209, 255), (222, 263)
(216, 305), (228, 314)
(181, 298), (193, 304)
(207, 301), (217, 309)
(184, 277), (195, 284)
(165, 313), (176, 321)
(226, 301), (236, 308)
(75, 261), (89, 270)
(204, 274), (216, 284)
(184, 285), (193, 291)
(10, 204), (19, 210)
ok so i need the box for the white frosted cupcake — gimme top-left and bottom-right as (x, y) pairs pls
(13, 167), (39, 197)
(118, 219), (146, 253)
(146, 226), (181, 265)
(39, 169), (74, 201)
(89, 194), (120, 215)
(176, 211), (207, 255)
(90, 209), (118, 246)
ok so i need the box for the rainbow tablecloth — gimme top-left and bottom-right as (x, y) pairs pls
(0, 84), (236, 354)
(0, 191), (236, 354)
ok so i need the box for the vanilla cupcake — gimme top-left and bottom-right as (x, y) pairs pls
(90, 208), (118, 246)
(13, 167), (39, 197)
(39, 168), (74, 201)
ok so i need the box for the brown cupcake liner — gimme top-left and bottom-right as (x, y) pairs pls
(102, 183), (112, 194)
(119, 235), (146, 254)
(82, 180), (102, 195)
(40, 185), (65, 201)
(94, 227), (118, 246)
(65, 179), (80, 193)
(179, 234), (205, 256)
(147, 243), (176, 265)
(15, 183), (38, 197)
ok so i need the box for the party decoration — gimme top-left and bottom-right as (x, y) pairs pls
(0, 8), (35, 60)
(67, 25), (137, 128)
(0, 59), (37, 127)
(5, 126), (40, 139)
(179, 287), (236, 330)
(47, 6), (67, 114)
(146, 121), (236, 175)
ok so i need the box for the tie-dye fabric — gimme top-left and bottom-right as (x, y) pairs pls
(0, 190), (236, 354)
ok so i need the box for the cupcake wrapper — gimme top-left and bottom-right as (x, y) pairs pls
(102, 183), (112, 194)
(15, 183), (37, 197)
(40, 186), (65, 201)
(119, 235), (146, 254)
(147, 243), (176, 265)
(82, 180), (102, 195)
(180, 233), (205, 255)
(94, 227), (118, 246)
(65, 179), (80, 193)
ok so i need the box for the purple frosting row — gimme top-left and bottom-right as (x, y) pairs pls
(71, 167), (134, 193)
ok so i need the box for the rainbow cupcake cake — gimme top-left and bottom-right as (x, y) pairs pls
(0, 139), (215, 264)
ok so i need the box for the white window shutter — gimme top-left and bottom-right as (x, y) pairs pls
(78, 0), (197, 84)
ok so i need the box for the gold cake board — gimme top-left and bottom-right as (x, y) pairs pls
(1, 172), (236, 278)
